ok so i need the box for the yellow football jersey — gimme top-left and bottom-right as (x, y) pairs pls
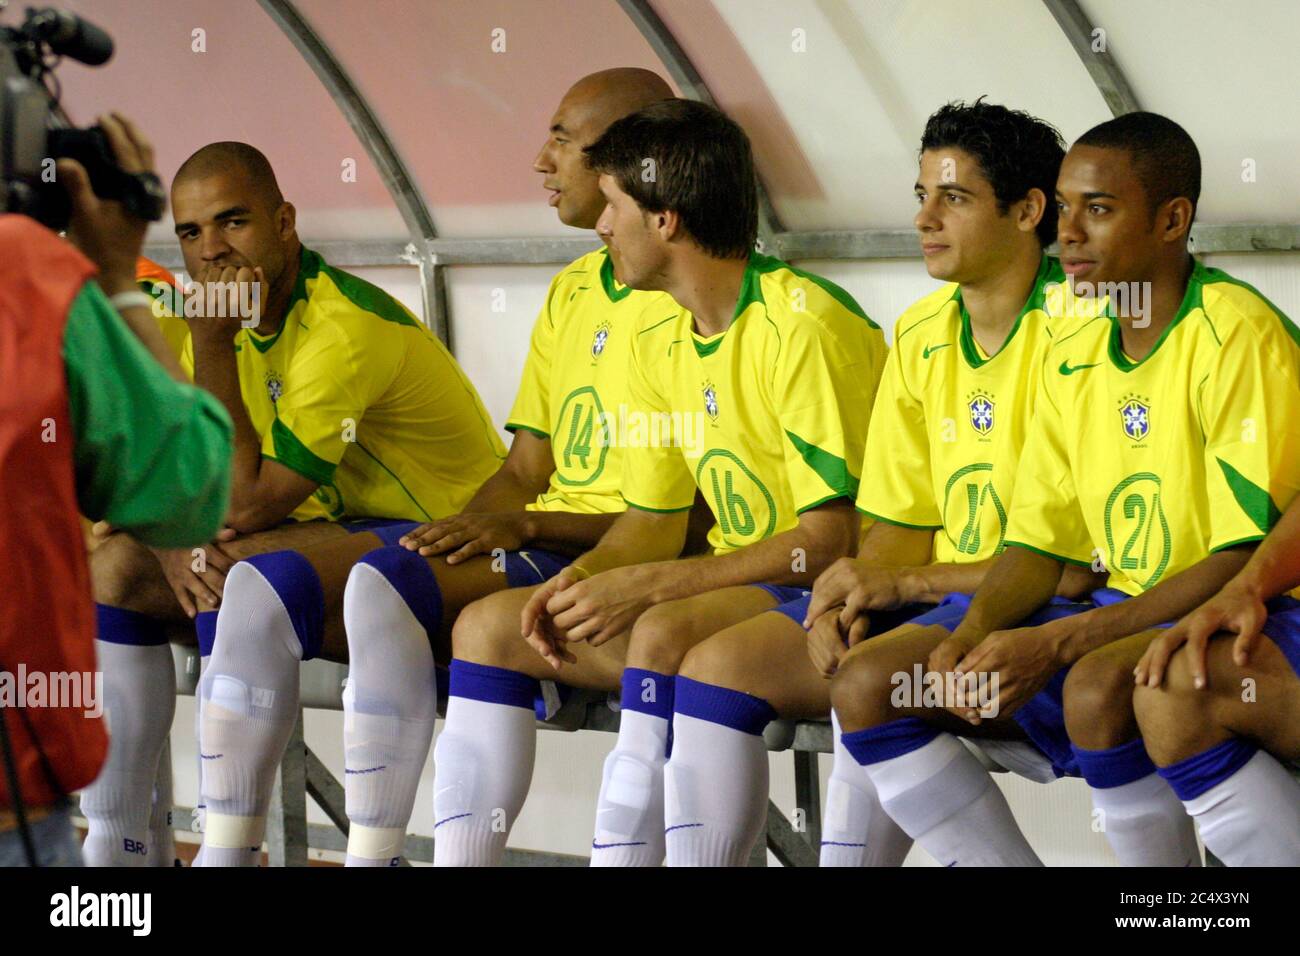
(181, 247), (505, 523)
(621, 252), (887, 554)
(1007, 261), (1300, 595)
(858, 256), (1068, 563)
(506, 248), (669, 515)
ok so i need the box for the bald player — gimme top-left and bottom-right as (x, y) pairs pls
(188, 70), (676, 866)
(81, 142), (506, 866)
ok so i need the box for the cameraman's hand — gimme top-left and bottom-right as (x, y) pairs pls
(59, 112), (158, 293)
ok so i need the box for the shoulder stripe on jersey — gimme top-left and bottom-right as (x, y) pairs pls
(1216, 457), (1282, 533)
(894, 287), (959, 347)
(638, 313), (680, 337)
(1054, 315), (1109, 348)
(316, 255), (422, 328)
(785, 429), (859, 499)
(270, 418), (336, 485)
(353, 441), (434, 521)
(748, 252), (878, 327)
(1201, 269), (1300, 352)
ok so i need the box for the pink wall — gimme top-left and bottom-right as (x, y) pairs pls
(46, 1), (818, 236)
(55, 0), (398, 231)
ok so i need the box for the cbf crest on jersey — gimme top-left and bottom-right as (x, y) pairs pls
(702, 379), (719, 422)
(1120, 394), (1151, 441)
(591, 320), (611, 361)
(967, 391), (995, 435)
(264, 370), (284, 405)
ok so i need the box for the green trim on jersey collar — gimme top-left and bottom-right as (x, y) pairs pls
(749, 250), (877, 325)
(1106, 258), (1204, 372)
(246, 246), (317, 354)
(692, 335), (724, 358)
(598, 248), (635, 303)
(955, 254), (1059, 369)
(690, 250), (877, 359)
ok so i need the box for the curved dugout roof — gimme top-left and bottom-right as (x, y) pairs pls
(52, 1), (1300, 247)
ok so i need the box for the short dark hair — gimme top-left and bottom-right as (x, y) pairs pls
(1075, 111), (1201, 221)
(584, 99), (757, 260)
(175, 141), (284, 211)
(920, 99), (1066, 246)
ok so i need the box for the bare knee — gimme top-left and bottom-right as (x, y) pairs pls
(451, 591), (528, 667)
(678, 631), (744, 688)
(1063, 648), (1141, 749)
(1133, 650), (1223, 765)
(89, 533), (161, 611)
(626, 602), (698, 674)
(830, 647), (903, 733)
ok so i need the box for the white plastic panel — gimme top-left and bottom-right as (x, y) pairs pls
(446, 264), (560, 438)
(1085, 0), (1300, 223)
(654, 0), (1112, 230)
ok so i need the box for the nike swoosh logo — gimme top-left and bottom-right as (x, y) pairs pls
(922, 343), (950, 359)
(663, 822), (703, 834)
(433, 813), (473, 829)
(516, 551), (543, 580)
(1059, 360), (1102, 375)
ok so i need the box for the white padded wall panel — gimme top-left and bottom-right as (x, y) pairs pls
(445, 264), (560, 440)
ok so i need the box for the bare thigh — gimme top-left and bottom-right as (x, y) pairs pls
(833, 623), (1028, 740)
(623, 585), (782, 674)
(453, 584), (632, 692)
(89, 520), (352, 621)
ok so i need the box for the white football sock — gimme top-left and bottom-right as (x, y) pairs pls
(864, 732), (1043, 866)
(820, 713), (912, 866)
(81, 638), (175, 867)
(1090, 773), (1201, 866)
(198, 562), (306, 867)
(432, 690), (536, 866)
(341, 561), (437, 867)
(147, 735), (177, 867)
(1182, 750), (1300, 866)
(591, 709), (669, 867)
(663, 713), (767, 866)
